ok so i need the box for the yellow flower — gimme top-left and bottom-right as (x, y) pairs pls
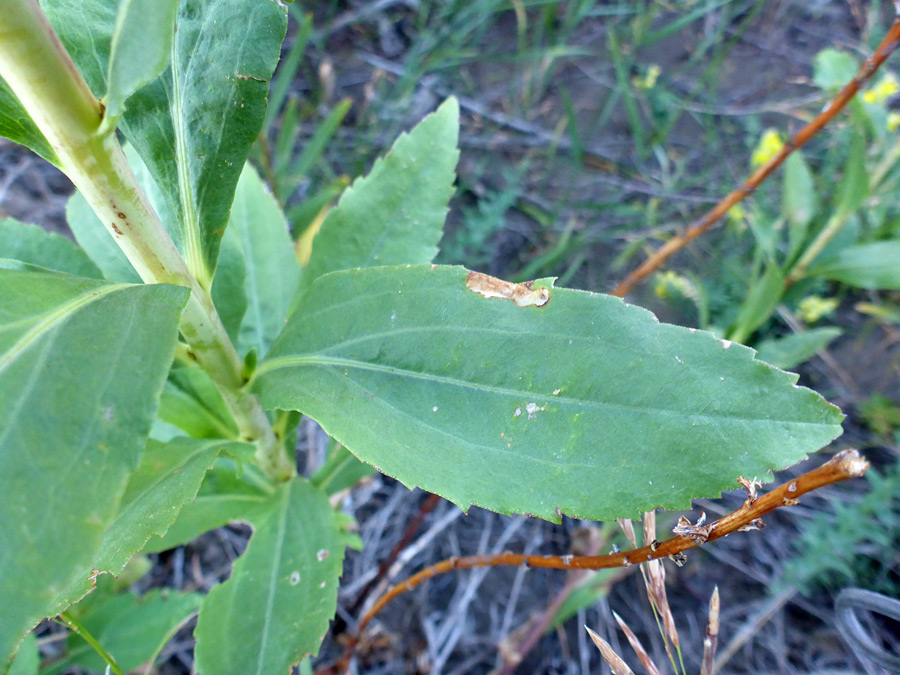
(862, 72), (899, 104)
(751, 129), (784, 167)
(633, 64), (661, 90)
(654, 270), (694, 300)
(888, 112), (900, 132)
(798, 295), (839, 323)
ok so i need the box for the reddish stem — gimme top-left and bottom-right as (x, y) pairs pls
(329, 450), (868, 672)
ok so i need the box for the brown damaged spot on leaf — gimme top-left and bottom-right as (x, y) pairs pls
(465, 271), (550, 308)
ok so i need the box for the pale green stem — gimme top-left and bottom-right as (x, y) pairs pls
(787, 210), (853, 284)
(58, 612), (124, 675)
(789, 136), (900, 286)
(0, 0), (293, 481)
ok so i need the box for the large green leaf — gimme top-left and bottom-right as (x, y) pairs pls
(0, 270), (188, 669)
(102, 0), (178, 131)
(0, 77), (58, 165)
(194, 477), (345, 673)
(43, 0), (288, 283)
(809, 241), (900, 289)
(300, 98), (460, 290)
(55, 438), (253, 611)
(221, 164), (300, 358)
(254, 265), (843, 522)
(0, 218), (101, 278)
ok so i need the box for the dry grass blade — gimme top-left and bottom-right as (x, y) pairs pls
(585, 626), (636, 675)
(613, 611), (662, 675)
(701, 586), (720, 675)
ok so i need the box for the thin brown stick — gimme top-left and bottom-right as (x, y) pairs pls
(611, 18), (900, 298)
(348, 493), (443, 616)
(330, 450), (868, 672)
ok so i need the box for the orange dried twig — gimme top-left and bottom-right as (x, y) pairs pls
(330, 450), (868, 672)
(610, 17), (900, 299)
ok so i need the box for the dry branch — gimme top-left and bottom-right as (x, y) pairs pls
(330, 450), (869, 672)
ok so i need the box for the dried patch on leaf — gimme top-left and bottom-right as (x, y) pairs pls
(466, 271), (550, 308)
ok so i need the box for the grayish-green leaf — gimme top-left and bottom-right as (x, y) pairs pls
(835, 131), (869, 216)
(142, 459), (271, 554)
(103, 0), (178, 131)
(0, 270), (188, 669)
(223, 164), (300, 358)
(783, 152), (816, 262)
(211, 232), (248, 343)
(43, 0), (288, 283)
(56, 438), (253, 611)
(194, 478), (345, 673)
(255, 265), (843, 522)
(0, 77), (58, 165)
(809, 241), (900, 289)
(732, 264), (785, 340)
(755, 328), (842, 371)
(813, 49), (858, 92)
(310, 441), (375, 496)
(46, 589), (202, 675)
(0, 218), (101, 278)
(300, 98), (460, 290)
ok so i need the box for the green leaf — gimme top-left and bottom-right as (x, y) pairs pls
(56, 438), (253, 610)
(194, 478), (345, 673)
(0, 270), (188, 669)
(813, 49), (858, 92)
(280, 98), (352, 196)
(731, 264), (785, 341)
(159, 366), (240, 439)
(0, 77), (58, 165)
(210, 232), (248, 344)
(254, 265), (843, 522)
(44, 0), (288, 284)
(102, 0), (178, 132)
(755, 328), (842, 371)
(0, 218), (102, 278)
(47, 589), (202, 675)
(300, 98), (460, 290)
(6, 634), (37, 675)
(142, 458), (271, 554)
(835, 131), (869, 216)
(809, 241), (900, 289)
(782, 152), (816, 262)
(310, 441), (375, 496)
(223, 164), (300, 358)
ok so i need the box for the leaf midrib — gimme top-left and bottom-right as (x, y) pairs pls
(0, 282), (130, 375)
(257, 354), (831, 427)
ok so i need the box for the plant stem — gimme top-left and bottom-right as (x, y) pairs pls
(0, 0), (293, 482)
(58, 612), (124, 675)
